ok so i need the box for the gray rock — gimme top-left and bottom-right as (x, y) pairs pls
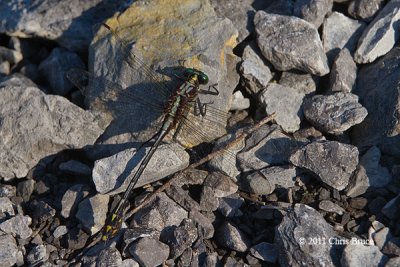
(38, 48), (85, 95)
(96, 247), (123, 267)
(381, 194), (400, 220)
(172, 169), (208, 187)
(0, 61), (10, 75)
(0, 197), (14, 217)
(290, 140), (359, 190)
(293, 0), (333, 28)
(322, 11), (366, 61)
(0, 234), (18, 267)
(133, 193), (188, 232)
(17, 179), (35, 202)
(279, 71), (318, 96)
(203, 172), (238, 198)
(59, 160), (92, 176)
(348, 0), (386, 21)
(189, 210), (214, 239)
(29, 200), (56, 226)
(371, 220), (386, 231)
(202, 252), (222, 267)
(385, 257), (400, 267)
(382, 237), (400, 256)
(121, 258), (139, 267)
(250, 242), (277, 263)
(225, 256), (247, 267)
(165, 185), (201, 212)
(354, 0), (400, 64)
(27, 244), (47, 264)
(349, 197), (368, 209)
(129, 237), (169, 267)
(319, 200), (345, 215)
(65, 227), (88, 250)
(0, 46), (22, 65)
(239, 43), (272, 95)
(53, 225), (68, 239)
(340, 244), (387, 267)
(318, 187), (331, 200)
(275, 204), (341, 267)
(216, 222), (250, 252)
(352, 47), (400, 159)
(303, 92), (368, 134)
(88, 2), (238, 145)
(61, 184), (88, 219)
(0, 75), (102, 180)
(218, 194), (244, 217)
(295, 129), (322, 149)
(75, 194), (109, 235)
(0, 185), (16, 198)
(329, 49), (357, 93)
(199, 186), (219, 212)
(345, 146), (392, 197)
(238, 124), (303, 171)
(209, 133), (244, 179)
(0, 214), (32, 239)
(239, 171), (274, 195)
(160, 219), (198, 259)
(254, 11), (329, 76)
(231, 91), (250, 111)
(0, 0), (125, 52)
(177, 248), (193, 267)
(260, 165), (297, 189)
(372, 227), (392, 250)
(259, 83), (304, 133)
(93, 143), (189, 195)
(210, 0), (255, 42)
(121, 227), (158, 256)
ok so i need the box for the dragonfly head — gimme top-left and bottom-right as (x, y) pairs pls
(185, 68), (209, 85)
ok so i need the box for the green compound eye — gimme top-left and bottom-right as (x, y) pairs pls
(184, 68), (209, 84)
(198, 72), (209, 84)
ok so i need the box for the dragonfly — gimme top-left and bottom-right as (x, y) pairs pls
(67, 23), (231, 242)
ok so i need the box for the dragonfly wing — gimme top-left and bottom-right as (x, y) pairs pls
(98, 23), (179, 100)
(66, 68), (166, 140)
(171, 104), (229, 148)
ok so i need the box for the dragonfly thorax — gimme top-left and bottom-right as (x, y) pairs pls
(162, 71), (204, 132)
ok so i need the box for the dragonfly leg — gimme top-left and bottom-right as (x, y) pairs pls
(177, 59), (186, 67)
(199, 83), (219, 95)
(194, 98), (214, 117)
(173, 120), (184, 141)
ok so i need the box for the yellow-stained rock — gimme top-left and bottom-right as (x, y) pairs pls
(88, 0), (240, 146)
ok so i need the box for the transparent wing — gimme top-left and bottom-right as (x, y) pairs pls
(66, 68), (166, 136)
(98, 23), (178, 99)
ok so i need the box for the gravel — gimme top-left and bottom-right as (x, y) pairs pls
(0, 0), (398, 266)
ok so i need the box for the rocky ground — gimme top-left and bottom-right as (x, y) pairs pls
(0, 0), (399, 266)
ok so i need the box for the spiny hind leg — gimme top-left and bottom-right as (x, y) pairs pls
(199, 83), (219, 95)
(194, 98), (215, 117)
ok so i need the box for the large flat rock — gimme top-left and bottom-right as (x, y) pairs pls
(87, 0), (239, 146)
